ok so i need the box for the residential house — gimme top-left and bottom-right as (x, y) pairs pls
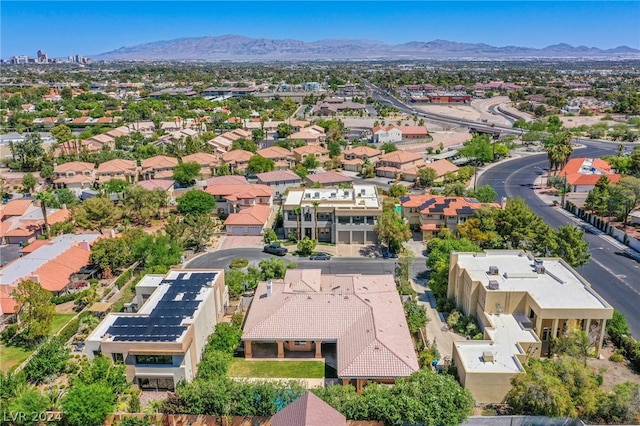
(86, 133), (116, 150)
(224, 204), (272, 236)
(282, 185), (380, 244)
(53, 161), (95, 195)
(222, 149), (254, 174)
(306, 171), (353, 187)
(403, 159), (459, 183)
(85, 269), (228, 391)
(559, 157), (622, 193)
(401, 194), (500, 239)
(208, 129), (252, 154)
(96, 159), (138, 184)
(204, 183), (273, 215)
(141, 156), (179, 180)
(0, 201), (71, 245)
(54, 139), (100, 158)
(271, 392), (346, 426)
(182, 153), (220, 179)
(242, 269), (419, 392)
(372, 124), (403, 144)
(289, 125), (326, 145)
(255, 170), (302, 199)
(311, 97), (367, 116)
(292, 145), (329, 164)
(399, 125), (429, 140)
(136, 180), (175, 200)
(341, 146), (382, 172)
(204, 175), (247, 188)
(256, 146), (295, 170)
(0, 234), (101, 304)
(375, 150), (424, 181)
(449, 251), (613, 403)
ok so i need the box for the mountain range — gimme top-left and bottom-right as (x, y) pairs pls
(93, 35), (640, 61)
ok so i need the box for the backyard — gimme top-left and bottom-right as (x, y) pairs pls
(227, 358), (325, 379)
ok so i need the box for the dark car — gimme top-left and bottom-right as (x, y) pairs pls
(383, 251), (398, 259)
(309, 252), (331, 261)
(263, 244), (288, 256)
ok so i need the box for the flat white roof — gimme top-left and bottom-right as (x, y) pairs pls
(456, 251), (611, 310)
(455, 314), (538, 373)
(284, 185), (380, 208)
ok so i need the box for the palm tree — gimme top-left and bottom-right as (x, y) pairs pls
(312, 200), (320, 242)
(293, 206), (302, 241)
(36, 190), (56, 237)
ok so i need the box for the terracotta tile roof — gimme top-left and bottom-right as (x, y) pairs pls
(32, 245), (92, 292)
(0, 199), (33, 217)
(342, 146), (382, 157)
(182, 152), (220, 166)
(89, 134), (115, 145)
(560, 157), (622, 186)
(96, 158), (137, 175)
(54, 161), (94, 174)
(399, 125), (428, 136)
(401, 194), (500, 215)
(53, 174), (94, 185)
(306, 171), (353, 185)
(293, 145), (328, 156)
(373, 124), (400, 133)
(341, 158), (364, 166)
(422, 159), (459, 177)
(243, 270), (419, 379)
(224, 204), (271, 227)
(19, 239), (49, 254)
(204, 176), (247, 187)
(378, 150), (423, 164)
(141, 155), (179, 171)
(136, 179), (174, 191)
(205, 183), (273, 200)
(420, 223), (441, 231)
(257, 146), (294, 159)
(222, 149), (253, 164)
(256, 170), (301, 184)
(271, 392), (346, 426)
(0, 287), (18, 315)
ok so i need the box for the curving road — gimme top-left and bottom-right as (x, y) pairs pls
(478, 143), (640, 337)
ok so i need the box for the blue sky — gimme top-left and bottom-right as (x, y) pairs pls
(1, 1), (639, 58)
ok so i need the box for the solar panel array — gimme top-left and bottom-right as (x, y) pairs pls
(106, 272), (217, 342)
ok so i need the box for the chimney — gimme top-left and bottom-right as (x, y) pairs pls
(30, 275), (40, 283)
(266, 280), (272, 298)
(79, 240), (91, 251)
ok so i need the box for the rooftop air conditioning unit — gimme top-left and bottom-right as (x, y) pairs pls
(482, 351), (494, 363)
(488, 280), (500, 290)
(488, 266), (499, 275)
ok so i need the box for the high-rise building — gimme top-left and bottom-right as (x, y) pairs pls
(37, 50), (48, 63)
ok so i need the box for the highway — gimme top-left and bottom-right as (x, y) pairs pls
(478, 144), (640, 337)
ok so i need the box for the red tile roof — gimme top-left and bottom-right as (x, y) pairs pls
(257, 146), (294, 159)
(204, 176), (247, 187)
(422, 159), (459, 177)
(271, 392), (346, 426)
(222, 149), (253, 164)
(560, 157), (622, 186)
(31, 245), (92, 292)
(141, 155), (179, 171)
(205, 183), (273, 200)
(378, 150), (423, 164)
(256, 170), (301, 184)
(401, 194), (500, 215)
(306, 171), (353, 185)
(0, 199), (33, 218)
(224, 204), (271, 227)
(342, 146), (382, 157)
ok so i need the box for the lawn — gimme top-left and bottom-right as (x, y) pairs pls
(0, 313), (76, 372)
(228, 358), (325, 379)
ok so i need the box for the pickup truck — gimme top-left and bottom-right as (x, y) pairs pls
(263, 244), (288, 256)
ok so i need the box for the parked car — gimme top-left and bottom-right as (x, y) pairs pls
(263, 244), (288, 256)
(383, 251), (398, 259)
(309, 252), (331, 261)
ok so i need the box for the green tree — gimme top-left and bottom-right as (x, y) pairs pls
(217, 163), (231, 176)
(302, 155), (318, 169)
(387, 184), (408, 198)
(297, 236), (317, 256)
(74, 196), (121, 234)
(380, 142), (397, 153)
(552, 329), (593, 365)
(177, 190), (216, 215)
(327, 141), (341, 158)
(8, 387), (49, 426)
(374, 202), (411, 253)
(294, 166), (308, 181)
(90, 236), (135, 273)
(230, 138), (257, 153)
(552, 225), (590, 267)
(74, 354), (129, 394)
(470, 185), (498, 203)
(23, 339), (69, 384)
(404, 300), (427, 334)
(39, 164), (54, 180)
(247, 155), (275, 174)
(132, 234), (182, 269)
(252, 128), (265, 143)
(258, 258), (287, 280)
(62, 383), (116, 426)
(35, 190), (56, 236)
(56, 188), (78, 207)
(225, 269), (247, 299)
(12, 279), (55, 344)
(22, 173), (37, 193)
(184, 213), (216, 251)
(50, 124), (73, 144)
(277, 123), (292, 138)
(459, 133), (494, 164)
(597, 382), (640, 424)
(417, 167), (438, 188)
(208, 323), (242, 354)
(263, 229), (277, 244)
(173, 161), (201, 186)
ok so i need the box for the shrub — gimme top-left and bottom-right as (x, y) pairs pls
(115, 270), (133, 289)
(609, 351), (624, 363)
(58, 318), (80, 344)
(229, 258), (249, 269)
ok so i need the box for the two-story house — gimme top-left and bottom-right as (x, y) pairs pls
(256, 146), (295, 170)
(96, 159), (138, 184)
(204, 183), (273, 215)
(372, 124), (403, 144)
(341, 146), (382, 172)
(140, 155), (179, 180)
(256, 170), (302, 199)
(222, 149), (254, 174)
(53, 161), (95, 195)
(182, 152), (220, 179)
(282, 185), (381, 245)
(289, 125), (326, 145)
(208, 129), (252, 154)
(401, 194), (500, 240)
(84, 269), (228, 391)
(375, 150), (424, 181)
(292, 145), (329, 165)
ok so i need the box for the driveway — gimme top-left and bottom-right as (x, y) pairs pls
(220, 236), (264, 249)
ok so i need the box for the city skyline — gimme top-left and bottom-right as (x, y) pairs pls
(1, 1), (639, 58)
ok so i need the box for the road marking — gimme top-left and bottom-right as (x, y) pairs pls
(589, 256), (640, 297)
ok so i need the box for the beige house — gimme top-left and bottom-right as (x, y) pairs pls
(289, 125), (326, 145)
(257, 146), (295, 170)
(403, 159), (459, 183)
(96, 159), (138, 184)
(208, 129), (252, 153)
(52, 161), (95, 195)
(375, 150), (424, 180)
(85, 269), (229, 391)
(182, 152), (220, 179)
(341, 146), (381, 172)
(448, 251), (614, 404)
(141, 155), (179, 180)
(292, 145), (329, 164)
(222, 149), (253, 174)
(242, 269), (419, 392)
(204, 183), (273, 215)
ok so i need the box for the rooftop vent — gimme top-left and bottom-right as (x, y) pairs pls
(535, 265), (546, 274)
(534, 259), (544, 266)
(266, 280), (272, 298)
(488, 280), (500, 290)
(482, 351), (494, 363)
(488, 266), (499, 275)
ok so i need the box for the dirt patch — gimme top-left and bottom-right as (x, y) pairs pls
(55, 301), (77, 314)
(587, 345), (640, 390)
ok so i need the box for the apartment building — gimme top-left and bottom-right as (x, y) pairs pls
(448, 250), (614, 403)
(85, 269), (228, 391)
(282, 185), (381, 244)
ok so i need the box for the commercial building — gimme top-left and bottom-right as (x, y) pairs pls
(448, 250), (614, 403)
(282, 185), (381, 244)
(242, 269), (419, 392)
(85, 269), (228, 391)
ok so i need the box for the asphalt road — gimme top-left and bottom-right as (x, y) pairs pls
(478, 143), (640, 337)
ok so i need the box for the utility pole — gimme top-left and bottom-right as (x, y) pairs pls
(561, 172), (567, 208)
(473, 166), (478, 191)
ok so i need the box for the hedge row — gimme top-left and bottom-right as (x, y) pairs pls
(607, 310), (640, 370)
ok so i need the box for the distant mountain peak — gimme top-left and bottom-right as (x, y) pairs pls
(92, 35), (640, 61)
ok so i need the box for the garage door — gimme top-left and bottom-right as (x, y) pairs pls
(338, 231), (350, 244)
(352, 231), (365, 244)
(365, 231), (378, 244)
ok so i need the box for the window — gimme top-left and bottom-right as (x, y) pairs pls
(294, 341), (306, 346)
(138, 377), (175, 391)
(112, 353), (124, 363)
(135, 355), (173, 365)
